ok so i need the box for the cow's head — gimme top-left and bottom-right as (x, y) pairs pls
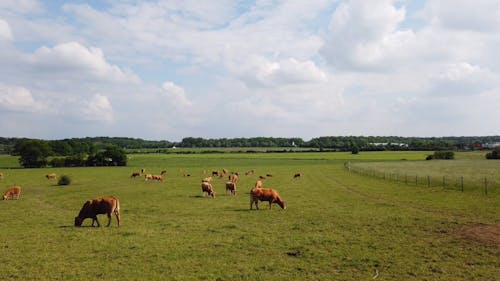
(278, 200), (286, 209)
(74, 216), (83, 226)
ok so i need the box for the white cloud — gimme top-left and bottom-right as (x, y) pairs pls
(162, 81), (193, 109)
(31, 42), (140, 83)
(0, 0), (42, 14)
(82, 94), (113, 122)
(0, 84), (45, 113)
(0, 19), (13, 41)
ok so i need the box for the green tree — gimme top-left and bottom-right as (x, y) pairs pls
(16, 139), (53, 168)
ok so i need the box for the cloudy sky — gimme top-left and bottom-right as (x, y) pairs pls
(1, 0), (499, 141)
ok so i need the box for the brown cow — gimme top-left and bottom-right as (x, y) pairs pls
(250, 188), (286, 210)
(152, 175), (163, 182)
(131, 172), (141, 178)
(225, 181), (237, 196)
(74, 196), (120, 227)
(266, 174), (273, 177)
(46, 173), (57, 180)
(3, 186), (21, 200)
(201, 182), (216, 198)
(293, 173), (302, 179)
(259, 175), (267, 180)
(212, 170), (219, 176)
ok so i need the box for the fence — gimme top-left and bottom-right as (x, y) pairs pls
(344, 161), (495, 196)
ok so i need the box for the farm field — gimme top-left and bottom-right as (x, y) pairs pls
(0, 151), (498, 280)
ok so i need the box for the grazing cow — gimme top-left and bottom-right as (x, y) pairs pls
(152, 175), (163, 182)
(250, 188), (286, 210)
(266, 174), (273, 177)
(225, 181), (237, 196)
(212, 170), (219, 176)
(245, 169), (255, 176)
(259, 175), (267, 180)
(222, 168), (228, 174)
(184, 173), (191, 177)
(202, 177), (213, 183)
(219, 172), (226, 179)
(161, 170), (167, 176)
(46, 173), (57, 180)
(144, 174), (153, 181)
(293, 173), (302, 179)
(74, 196), (121, 227)
(3, 186), (21, 200)
(131, 172), (141, 178)
(254, 180), (263, 189)
(201, 182), (216, 198)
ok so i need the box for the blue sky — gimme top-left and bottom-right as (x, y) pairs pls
(1, 0), (499, 141)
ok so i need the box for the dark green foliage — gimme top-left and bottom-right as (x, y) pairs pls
(87, 145), (127, 166)
(15, 139), (53, 168)
(427, 151), (454, 160)
(351, 145), (360, 154)
(485, 146), (500, 159)
(57, 175), (71, 186)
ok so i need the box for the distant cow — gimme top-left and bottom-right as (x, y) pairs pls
(46, 173), (57, 180)
(229, 173), (239, 184)
(245, 169), (255, 176)
(74, 196), (121, 227)
(293, 173), (302, 179)
(152, 175), (163, 182)
(225, 181), (237, 196)
(201, 182), (216, 198)
(131, 172), (141, 178)
(250, 188), (286, 210)
(266, 174), (273, 177)
(259, 175), (267, 180)
(144, 174), (153, 181)
(0, 172), (3, 179)
(212, 170), (219, 176)
(3, 186), (21, 200)
(161, 170), (167, 176)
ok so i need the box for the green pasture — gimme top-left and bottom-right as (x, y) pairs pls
(0, 152), (498, 280)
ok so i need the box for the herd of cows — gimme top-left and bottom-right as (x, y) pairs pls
(1, 169), (302, 227)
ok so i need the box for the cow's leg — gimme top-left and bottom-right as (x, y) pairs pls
(107, 213), (112, 227)
(255, 201), (259, 210)
(115, 210), (121, 227)
(269, 201), (272, 209)
(94, 216), (101, 227)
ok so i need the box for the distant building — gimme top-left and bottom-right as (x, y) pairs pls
(484, 142), (500, 149)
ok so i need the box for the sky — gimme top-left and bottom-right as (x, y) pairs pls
(1, 0), (499, 141)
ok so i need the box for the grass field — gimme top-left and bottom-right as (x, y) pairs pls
(0, 152), (498, 280)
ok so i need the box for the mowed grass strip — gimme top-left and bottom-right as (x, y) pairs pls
(0, 153), (498, 280)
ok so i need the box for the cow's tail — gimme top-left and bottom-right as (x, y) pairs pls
(114, 197), (120, 215)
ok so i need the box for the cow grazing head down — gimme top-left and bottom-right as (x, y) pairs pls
(250, 188), (286, 210)
(74, 196), (120, 227)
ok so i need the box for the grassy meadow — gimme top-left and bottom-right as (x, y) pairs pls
(0, 151), (498, 280)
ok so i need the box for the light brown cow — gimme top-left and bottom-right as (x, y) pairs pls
(3, 186), (21, 200)
(202, 177), (213, 183)
(201, 182), (216, 198)
(46, 173), (57, 180)
(144, 174), (153, 181)
(74, 196), (121, 227)
(229, 173), (239, 184)
(225, 181), (237, 196)
(222, 168), (228, 174)
(254, 180), (263, 189)
(250, 188), (286, 210)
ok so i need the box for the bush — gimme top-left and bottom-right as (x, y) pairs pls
(427, 151), (454, 160)
(485, 147), (500, 159)
(58, 175), (71, 186)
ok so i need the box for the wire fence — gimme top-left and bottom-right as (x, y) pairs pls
(344, 161), (496, 196)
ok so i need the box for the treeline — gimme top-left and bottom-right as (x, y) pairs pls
(1, 135), (500, 155)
